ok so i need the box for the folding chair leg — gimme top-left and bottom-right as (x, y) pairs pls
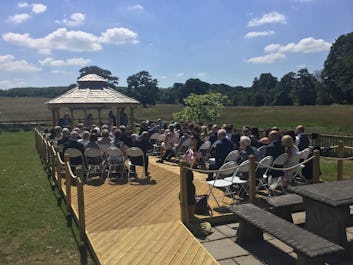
(208, 185), (221, 208)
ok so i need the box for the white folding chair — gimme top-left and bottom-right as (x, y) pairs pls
(105, 147), (125, 179)
(206, 161), (238, 208)
(268, 153), (288, 192)
(224, 160), (250, 198)
(257, 145), (267, 159)
(149, 132), (159, 145)
(152, 134), (165, 156)
(224, 150), (240, 163)
(292, 148), (311, 184)
(84, 148), (105, 182)
(126, 147), (146, 179)
(198, 140), (212, 161)
(64, 148), (85, 173)
(175, 137), (192, 158)
(255, 155), (273, 193)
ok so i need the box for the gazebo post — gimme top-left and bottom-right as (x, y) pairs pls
(55, 109), (60, 126)
(130, 106), (135, 131)
(116, 107), (121, 126)
(83, 108), (87, 127)
(51, 109), (56, 127)
(97, 108), (102, 126)
(70, 108), (74, 126)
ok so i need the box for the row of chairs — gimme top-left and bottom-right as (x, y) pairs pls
(207, 148), (312, 207)
(64, 146), (146, 182)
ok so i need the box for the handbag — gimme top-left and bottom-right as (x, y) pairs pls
(194, 194), (212, 216)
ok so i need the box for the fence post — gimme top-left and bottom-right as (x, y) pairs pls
(312, 150), (320, 184)
(76, 168), (87, 265)
(179, 160), (189, 226)
(64, 153), (72, 227)
(337, 141), (344, 181)
(248, 155), (256, 204)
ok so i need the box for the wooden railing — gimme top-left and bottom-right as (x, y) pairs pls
(34, 129), (88, 264)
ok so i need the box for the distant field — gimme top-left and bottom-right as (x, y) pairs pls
(0, 97), (353, 134)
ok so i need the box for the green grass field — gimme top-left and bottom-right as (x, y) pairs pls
(1, 97), (353, 134)
(0, 131), (93, 265)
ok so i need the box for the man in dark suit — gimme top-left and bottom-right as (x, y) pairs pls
(63, 131), (85, 167)
(264, 130), (285, 178)
(207, 129), (234, 180)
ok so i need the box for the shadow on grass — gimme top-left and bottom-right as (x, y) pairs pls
(48, 178), (93, 265)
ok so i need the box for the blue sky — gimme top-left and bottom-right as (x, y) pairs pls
(0, 0), (352, 89)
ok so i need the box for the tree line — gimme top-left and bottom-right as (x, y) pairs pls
(1, 31), (352, 106)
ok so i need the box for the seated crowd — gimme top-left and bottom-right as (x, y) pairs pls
(46, 117), (311, 187)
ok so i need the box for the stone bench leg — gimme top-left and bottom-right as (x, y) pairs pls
(297, 252), (324, 265)
(272, 207), (294, 223)
(236, 220), (263, 243)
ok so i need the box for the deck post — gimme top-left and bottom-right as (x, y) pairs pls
(248, 155), (256, 204)
(337, 141), (344, 181)
(64, 153), (72, 227)
(312, 150), (320, 184)
(77, 169), (86, 241)
(179, 160), (189, 226)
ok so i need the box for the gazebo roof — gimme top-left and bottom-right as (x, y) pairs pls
(46, 87), (140, 109)
(77, 74), (107, 82)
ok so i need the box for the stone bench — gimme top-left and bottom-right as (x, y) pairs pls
(229, 203), (343, 265)
(265, 193), (304, 222)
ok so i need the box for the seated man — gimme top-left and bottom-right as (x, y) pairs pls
(264, 130), (285, 178)
(207, 129), (234, 180)
(295, 125), (310, 151)
(156, 124), (179, 163)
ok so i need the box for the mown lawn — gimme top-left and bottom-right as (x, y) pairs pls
(0, 131), (94, 265)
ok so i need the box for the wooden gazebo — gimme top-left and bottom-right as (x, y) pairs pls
(46, 74), (140, 128)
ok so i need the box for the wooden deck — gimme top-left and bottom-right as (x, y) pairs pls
(64, 156), (234, 265)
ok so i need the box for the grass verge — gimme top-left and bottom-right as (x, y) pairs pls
(0, 131), (94, 265)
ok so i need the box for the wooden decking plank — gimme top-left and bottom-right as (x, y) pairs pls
(111, 222), (177, 265)
(100, 225), (166, 264)
(129, 222), (180, 265)
(146, 223), (188, 264)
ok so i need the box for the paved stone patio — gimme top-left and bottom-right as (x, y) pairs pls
(198, 212), (353, 265)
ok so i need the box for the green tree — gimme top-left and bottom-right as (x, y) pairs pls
(127, 70), (158, 107)
(178, 78), (210, 103)
(78, 66), (119, 88)
(272, 72), (295, 106)
(250, 73), (278, 106)
(293, 68), (317, 105)
(322, 31), (353, 103)
(173, 92), (228, 123)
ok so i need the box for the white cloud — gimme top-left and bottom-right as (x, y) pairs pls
(0, 54), (41, 72)
(58, 13), (85, 27)
(247, 53), (286, 64)
(3, 27), (138, 54)
(244, 30), (275, 39)
(32, 3), (47, 14)
(39, 57), (90, 67)
(248, 12), (286, 27)
(8, 13), (31, 24)
(100, 28), (139, 44)
(264, 37), (331, 53)
(176, 73), (185, 77)
(18, 2), (29, 8)
(128, 4), (144, 11)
